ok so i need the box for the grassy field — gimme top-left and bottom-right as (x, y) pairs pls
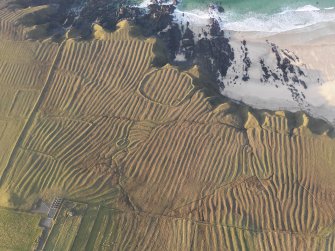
(0, 4), (335, 250)
(71, 205), (100, 250)
(42, 199), (335, 250)
(0, 7), (59, 207)
(44, 201), (87, 251)
(0, 38), (58, 185)
(0, 208), (42, 251)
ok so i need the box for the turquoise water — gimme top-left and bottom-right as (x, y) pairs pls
(175, 0), (335, 32)
(179, 0), (335, 13)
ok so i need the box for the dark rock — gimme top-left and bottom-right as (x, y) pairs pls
(260, 59), (271, 81)
(209, 18), (222, 37)
(11, 0), (235, 90)
(241, 40), (251, 82)
(217, 6), (224, 13)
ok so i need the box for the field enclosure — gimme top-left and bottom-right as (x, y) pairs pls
(0, 207), (42, 250)
(0, 23), (59, 185)
(42, 200), (258, 250)
(0, 5), (335, 250)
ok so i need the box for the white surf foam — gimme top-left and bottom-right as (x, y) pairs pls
(137, 1), (335, 124)
(138, 1), (335, 33)
(137, 0), (152, 8)
(173, 4), (335, 33)
(295, 5), (320, 12)
(220, 6), (335, 32)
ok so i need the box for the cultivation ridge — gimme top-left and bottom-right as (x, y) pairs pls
(0, 6), (334, 250)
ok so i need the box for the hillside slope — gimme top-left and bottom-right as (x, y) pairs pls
(0, 7), (335, 250)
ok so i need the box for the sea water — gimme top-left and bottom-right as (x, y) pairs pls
(137, 0), (335, 124)
(179, 0), (335, 14)
(177, 0), (335, 32)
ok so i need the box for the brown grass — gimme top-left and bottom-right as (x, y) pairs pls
(0, 11), (334, 250)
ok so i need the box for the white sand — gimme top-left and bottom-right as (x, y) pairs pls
(137, 1), (335, 125)
(170, 5), (335, 125)
(223, 21), (335, 125)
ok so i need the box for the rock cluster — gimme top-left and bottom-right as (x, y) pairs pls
(10, 0), (310, 99)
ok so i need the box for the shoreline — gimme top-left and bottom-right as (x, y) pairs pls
(121, 1), (335, 126)
(168, 1), (335, 33)
(165, 2), (335, 125)
(222, 21), (335, 126)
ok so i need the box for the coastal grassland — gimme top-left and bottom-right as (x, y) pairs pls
(0, 20), (158, 207)
(44, 201), (87, 251)
(44, 202), (255, 250)
(0, 208), (42, 250)
(43, 199), (335, 250)
(0, 37), (58, 198)
(44, 202), (98, 251)
(0, 9), (335, 250)
(71, 205), (100, 250)
(0, 4), (58, 40)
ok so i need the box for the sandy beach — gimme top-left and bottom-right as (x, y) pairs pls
(164, 2), (335, 125)
(223, 21), (335, 125)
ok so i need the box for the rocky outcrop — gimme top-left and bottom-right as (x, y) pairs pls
(8, 0), (313, 103)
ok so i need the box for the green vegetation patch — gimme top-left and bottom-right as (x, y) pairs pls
(0, 208), (42, 251)
(71, 205), (100, 250)
(44, 201), (87, 251)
